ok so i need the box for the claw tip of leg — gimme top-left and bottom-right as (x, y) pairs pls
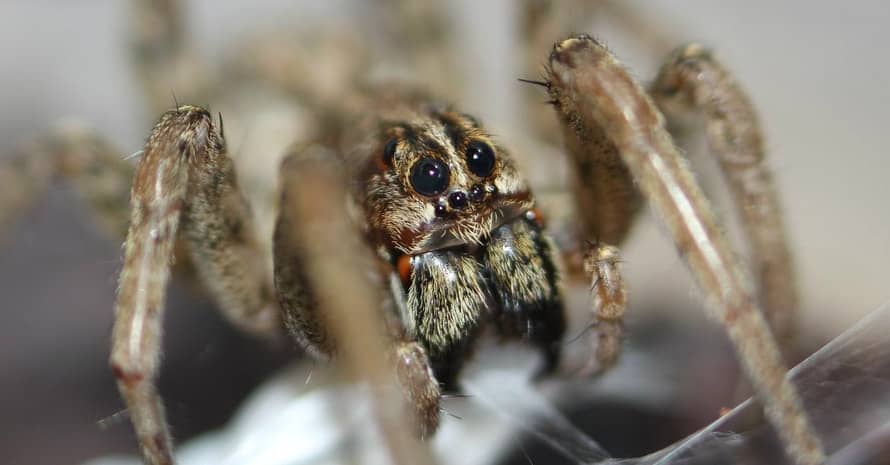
(550, 34), (607, 69)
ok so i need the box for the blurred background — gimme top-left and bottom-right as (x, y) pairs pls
(1, 1), (888, 464)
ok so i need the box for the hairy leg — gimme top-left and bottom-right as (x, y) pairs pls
(110, 106), (278, 465)
(273, 144), (440, 447)
(109, 108), (194, 465)
(546, 35), (824, 465)
(578, 242), (627, 376)
(0, 125), (133, 240)
(551, 69), (642, 247)
(651, 43), (798, 343)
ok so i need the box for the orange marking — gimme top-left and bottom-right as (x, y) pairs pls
(375, 152), (389, 172)
(397, 254), (413, 287)
(528, 208), (546, 228)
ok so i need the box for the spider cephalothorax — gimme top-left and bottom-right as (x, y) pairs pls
(354, 101), (533, 255)
(343, 99), (566, 388)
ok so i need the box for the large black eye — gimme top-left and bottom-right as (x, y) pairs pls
(466, 141), (496, 178)
(410, 158), (450, 196)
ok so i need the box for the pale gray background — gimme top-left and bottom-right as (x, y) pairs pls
(0, 1), (888, 464)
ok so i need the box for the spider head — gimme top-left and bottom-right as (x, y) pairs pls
(360, 107), (533, 255)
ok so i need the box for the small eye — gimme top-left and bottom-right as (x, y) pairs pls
(410, 157), (450, 196)
(466, 141), (496, 178)
(382, 138), (398, 166)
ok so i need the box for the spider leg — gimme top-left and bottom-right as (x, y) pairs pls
(651, 44), (798, 344)
(110, 108), (194, 465)
(110, 106), (279, 465)
(546, 36), (825, 465)
(557, 71), (643, 246)
(224, 30), (370, 114)
(274, 144), (441, 448)
(130, 0), (212, 115)
(0, 125), (133, 241)
(577, 242), (627, 376)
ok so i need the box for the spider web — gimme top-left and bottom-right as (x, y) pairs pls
(85, 303), (890, 465)
(464, 302), (890, 465)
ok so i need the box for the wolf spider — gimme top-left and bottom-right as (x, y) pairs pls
(0, 1), (825, 465)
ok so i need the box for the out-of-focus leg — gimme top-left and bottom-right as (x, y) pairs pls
(520, 0), (603, 147)
(0, 125), (132, 241)
(130, 0), (211, 115)
(579, 242), (627, 376)
(274, 145), (439, 456)
(652, 44), (798, 343)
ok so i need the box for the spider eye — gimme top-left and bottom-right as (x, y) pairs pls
(410, 157), (450, 196)
(466, 141), (496, 178)
(382, 138), (398, 166)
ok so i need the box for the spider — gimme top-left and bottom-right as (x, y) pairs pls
(0, 1), (825, 465)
